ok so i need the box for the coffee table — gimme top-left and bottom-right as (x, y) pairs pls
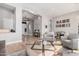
(31, 38), (56, 56)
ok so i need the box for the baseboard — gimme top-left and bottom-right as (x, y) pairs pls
(6, 40), (22, 45)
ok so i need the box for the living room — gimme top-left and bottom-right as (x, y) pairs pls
(0, 3), (79, 56)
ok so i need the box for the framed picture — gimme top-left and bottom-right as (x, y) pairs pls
(66, 23), (70, 27)
(68, 23), (70, 27)
(56, 25), (58, 27)
(66, 24), (68, 27)
(59, 24), (61, 27)
(56, 21), (59, 24)
(56, 19), (70, 27)
(62, 20), (65, 23)
(66, 19), (70, 22)
(62, 24), (65, 27)
(59, 20), (61, 23)
(45, 25), (47, 28)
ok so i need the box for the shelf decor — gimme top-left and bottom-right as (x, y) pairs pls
(56, 19), (70, 28)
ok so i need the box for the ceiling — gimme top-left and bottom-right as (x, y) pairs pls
(21, 3), (79, 18)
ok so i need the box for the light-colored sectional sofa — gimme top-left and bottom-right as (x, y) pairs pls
(62, 33), (79, 49)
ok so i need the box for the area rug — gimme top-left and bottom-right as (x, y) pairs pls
(32, 44), (55, 51)
(27, 44), (63, 56)
(25, 38), (63, 56)
(31, 40), (62, 50)
(61, 48), (79, 56)
(26, 44), (63, 56)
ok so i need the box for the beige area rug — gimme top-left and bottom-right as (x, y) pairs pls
(25, 37), (62, 50)
(24, 37), (63, 56)
(26, 40), (63, 56)
(26, 44), (63, 56)
(32, 41), (55, 50)
(25, 37), (39, 45)
(24, 37), (79, 56)
(32, 40), (62, 50)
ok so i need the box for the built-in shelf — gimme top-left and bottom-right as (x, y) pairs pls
(56, 19), (70, 27)
(0, 29), (10, 33)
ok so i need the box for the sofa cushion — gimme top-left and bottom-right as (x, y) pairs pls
(67, 36), (71, 40)
(68, 34), (79, 40)
(63, 40), (71, 43)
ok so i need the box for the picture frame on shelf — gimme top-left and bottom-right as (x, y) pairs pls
(62, 20), (65, 23)
(66, 19), (70, 22)
(56, 19), (70, 28)
(56, 21), (59, 24)
(65, 23), (70, 27)
(59, 20), (62, 23)
(62, 24), (65, 27)
(59, 24), (61, 27)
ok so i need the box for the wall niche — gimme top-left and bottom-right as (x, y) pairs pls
(0, 3), (16, 32)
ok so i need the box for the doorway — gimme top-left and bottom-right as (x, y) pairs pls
(22, 19), (33, 36)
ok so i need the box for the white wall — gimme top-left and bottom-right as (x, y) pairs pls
(0, 6), (15, 30)
(34, 16), (42, 31)
(0, 3), (22, 44)
(52, 11), (79, 34)
(41, 15), (50, 36)
(0, 18), (3, 29)
(3, 18), (13, 29)
(22, 10), (34, 19)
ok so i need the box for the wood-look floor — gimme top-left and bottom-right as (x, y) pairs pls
(6, 35), (62, 56)
(23, 36), (62, 56)
(6, 42), (25, 54)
